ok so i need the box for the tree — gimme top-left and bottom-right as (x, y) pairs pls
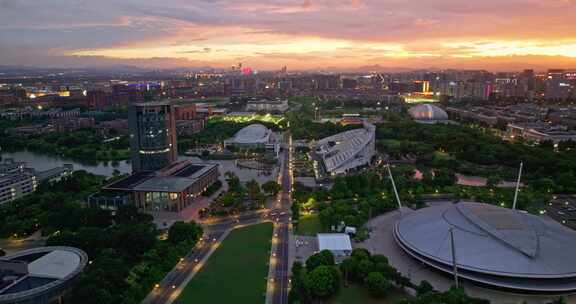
(539, 139), (555, 150)
(262, 181), (282, 196)
(433, 169), (456, 187)
(364, 272), (392, 297)
(416, 280), (434, 296)
(351, 248), (371, 261)
(246, 179), (261, 201)
(303, 265), (340, 299)
(116, 205), (153, 225)
(289, 261), (307, 303)
(306, 250), (335, 271)
(486, 175), (501, 188)
(168, 221), (203, 245)
(356, 259), (376, 280)
(340, 257), (358, 284)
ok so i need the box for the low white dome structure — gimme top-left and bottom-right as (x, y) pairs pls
(231, 124), (272, 145)
(408, 104), (449, 121)
(224, 123), (280, 154)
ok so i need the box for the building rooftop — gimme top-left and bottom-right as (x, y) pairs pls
(314, 123), (375, 173)
(103, 162), (218, 193)
(0, 247), (87, 301)
(27, 250), (82, 280)
(317, 233), (352, 252)
(104, 171), (155, 191)
(395, 202), (576, 292)
(408, 104), (449, 121)
(133, 176), (195, 193)
(231, 124), (272, 144)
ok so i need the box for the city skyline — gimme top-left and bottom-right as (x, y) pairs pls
(2, 0), (576, 71)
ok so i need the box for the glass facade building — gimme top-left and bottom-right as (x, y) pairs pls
(129, 102), (178, 172)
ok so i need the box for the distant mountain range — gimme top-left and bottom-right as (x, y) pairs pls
(0, 64), (528, 76)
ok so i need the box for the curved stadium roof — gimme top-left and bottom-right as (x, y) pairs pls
(408, 104), (448, 121)
(232, 124), (272, 144)
(0, 247), (88, 303)
(315, 123), (375, 174)
(394, 202), (576, 292)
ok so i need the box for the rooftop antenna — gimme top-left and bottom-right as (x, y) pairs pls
(386, 164), (403, 212)
(449, 228), (459, 288)
(512, 162), (523, 210)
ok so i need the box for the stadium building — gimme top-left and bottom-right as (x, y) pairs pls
(313, 122), (375, 177)
(408, 104), (449, 123)
(224, 124), (280, 154)
(394, 202), (576, 292)
(0, 247), (88, 304)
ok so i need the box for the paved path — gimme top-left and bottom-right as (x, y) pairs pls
(0, 231), (45, 255)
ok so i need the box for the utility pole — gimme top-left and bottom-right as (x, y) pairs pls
(449, 228), (459, 288)
(512, 162), (523, 210)
(386, 164), (403, 212)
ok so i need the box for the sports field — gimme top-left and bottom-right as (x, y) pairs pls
(178, 222), (273, 304)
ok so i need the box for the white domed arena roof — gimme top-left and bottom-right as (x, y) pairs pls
(394, 202), (576, 292)
(233, 124), (271, 144)
(408, 104), (448, 121)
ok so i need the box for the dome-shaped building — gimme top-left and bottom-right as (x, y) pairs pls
(408, 104), (448, 122)
(394, 202), (576, 292)
(231, 124), (272, 145)
(224, 123), (280, 153)
(0, 246), (88, 304)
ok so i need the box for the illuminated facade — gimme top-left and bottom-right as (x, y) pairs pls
(92, 161), (219, 212)
(313, 122), (375, 177)
(129, 102), (178, 173)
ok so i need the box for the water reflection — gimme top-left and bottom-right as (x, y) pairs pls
(1, 150), (132, 177)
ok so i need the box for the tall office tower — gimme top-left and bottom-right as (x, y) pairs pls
(547, 69), (571, 100)
(86, 90), (108, 109)
(517, 69), (535, 100)
(129, 101), (177, 173)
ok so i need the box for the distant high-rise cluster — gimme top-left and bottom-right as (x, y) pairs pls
(0, 67), (575, 109)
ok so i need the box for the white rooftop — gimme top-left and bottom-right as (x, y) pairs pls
(28, 250), (81, 279)
(317, 233), (352, 252)
(231, 124), (273, 144)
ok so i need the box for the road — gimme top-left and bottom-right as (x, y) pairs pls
(0, 231), (45, 255)
(271, 133), (293, 304)
(143, 134), (294, 304)
(142, 210), (289, 304)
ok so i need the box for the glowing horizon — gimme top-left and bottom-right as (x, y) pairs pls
(2, 0), (576, 71)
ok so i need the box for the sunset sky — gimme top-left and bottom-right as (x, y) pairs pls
(1, 0), (576, 71)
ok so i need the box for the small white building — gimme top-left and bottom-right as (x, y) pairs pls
(246, 99), (289, 113)
(317, 233), (352, 259)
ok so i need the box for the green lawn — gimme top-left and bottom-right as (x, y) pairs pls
(296, 213), (323, 236)
(178, 223), (273, 304)
(329, 284), (409, 304)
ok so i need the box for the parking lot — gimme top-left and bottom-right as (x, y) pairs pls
(546, 194), (576, 229)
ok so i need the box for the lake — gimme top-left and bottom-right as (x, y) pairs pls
(1, 151), (279, 183)
(1, 150), (132, 177)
